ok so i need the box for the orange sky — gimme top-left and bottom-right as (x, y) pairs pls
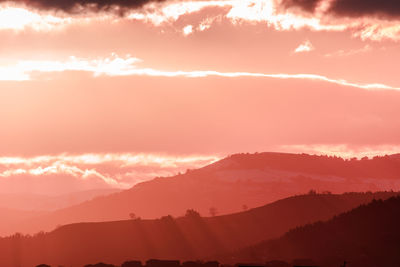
(0, 0), (400, 193)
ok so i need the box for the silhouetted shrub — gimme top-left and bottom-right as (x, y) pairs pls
(203, 261), (219, 267)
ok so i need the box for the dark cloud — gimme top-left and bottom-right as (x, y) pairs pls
(280, 0), (320, 12)
(4, 0), (165, 13)
(281, 0), (400, 18)
(329, 0), (400, 18)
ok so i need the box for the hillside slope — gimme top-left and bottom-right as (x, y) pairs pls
(15, 152), (400, 234)
(0, 192), (398, 267)
(229, 196), (400, 267)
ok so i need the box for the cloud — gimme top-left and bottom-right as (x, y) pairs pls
(197, 16), (221, 31)
(1, 0), (166, 13)
(324, 44), (372, 57)
(0, 4), (71, 31)
(329, 0), (400, 19)
(123, 0), (400, 41)
(0, 54), (142, 80)
(1, 54), (399, 91)
(282, 0), (400, 19)
(293, 40), (314, 53)
(182, 24), (193, 35)
(280, 0), (320, 12)
(1, 1), (400, 41)
(0, 153), (220, 194)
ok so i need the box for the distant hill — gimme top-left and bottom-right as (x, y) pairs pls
(15, 152), (400, 234)
(0, 192), (398, 267)
(0, 189), (121, 236)
(0, 188), (121, 212)
(0, 208), (46, 237)
(228, 196), (400, 267)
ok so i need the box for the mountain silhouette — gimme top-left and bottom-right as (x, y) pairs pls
(228, 196), (400, 267)
(0, 192), (398, 267)
(13, 152), (400, 234)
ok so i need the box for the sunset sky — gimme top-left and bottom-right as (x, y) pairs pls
(1, 0), (400, 194)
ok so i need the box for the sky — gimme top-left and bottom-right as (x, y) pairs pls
(0, 0), (400, 194)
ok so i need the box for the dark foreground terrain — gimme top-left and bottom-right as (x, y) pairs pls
(2, 192), (399, 267)
(227, 196), (400, 267)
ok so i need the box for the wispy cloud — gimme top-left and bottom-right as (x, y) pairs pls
(0, 0), (165, 13)
(0, 54), (141, 80)
(293, 40), (315, 53)
(182, 24), (193, 36)
(1, 54), (399, 91)
(324, 44), (372, 58)
(0, 153), (220, 194)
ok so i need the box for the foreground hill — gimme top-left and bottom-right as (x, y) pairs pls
(0, 192), (398, 267)
(15, 152), (400, 234)
(229, 196), (400, 267)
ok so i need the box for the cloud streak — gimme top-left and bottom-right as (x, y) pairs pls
(293, 40), (315, 53)
(1, 54), (400, 91)
(1, 0), (165, 13)
(324, 44), (372, 58)
(0, 153), (220, 194)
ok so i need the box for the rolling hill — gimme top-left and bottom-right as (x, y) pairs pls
(228, 196), (400, 267)
(0, 192), (398, 267)
(14, 152), (400, 234)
